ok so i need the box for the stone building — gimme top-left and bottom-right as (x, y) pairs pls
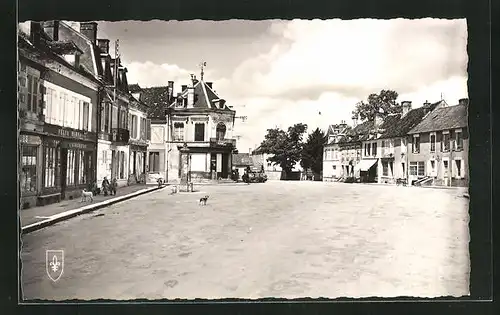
(18, 21), (100, 207)
(139, 75), (237, 183)
(407, 99), (469, 187)
(322, 121), (350, 181)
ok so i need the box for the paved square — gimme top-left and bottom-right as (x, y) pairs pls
(20, 181), (470, 300)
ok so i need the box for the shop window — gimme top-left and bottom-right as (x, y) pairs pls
(149, 152), (160, 172)
(21, 145), (37, 193)
(66, 149), (76, 186)
(44, 146), (57, 188)
(382, 161), (388, 176)
(410, 161), (425, 176)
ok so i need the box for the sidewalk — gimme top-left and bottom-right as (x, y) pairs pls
(20, 183), (160, 229)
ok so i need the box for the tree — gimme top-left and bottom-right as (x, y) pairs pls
(352, 90), (402, 121)
(258, 123), (308, 176)
(300, 128), (327, 177)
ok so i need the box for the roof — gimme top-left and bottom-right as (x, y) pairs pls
(49, 41), (84, 55)
(169, 80), (231, 110)
(378, 101), (441, 139)
(408, 104), (468, 134)
(139, 86), (171, 119)
(128, 84), (142, 94)
(232, 153), (253, 166)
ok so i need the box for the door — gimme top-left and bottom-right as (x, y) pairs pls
(221, 153), (229, 179)
(60, 148), (68, 199)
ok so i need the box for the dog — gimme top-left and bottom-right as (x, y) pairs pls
(199, 195), (209, 206)
(81, 189), (94, 202)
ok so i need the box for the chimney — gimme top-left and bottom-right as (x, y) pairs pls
(97, 39), (110, 54)
(42, 20), (59, 41)
(458, 98), (469, 106)
(374, 108), (384, 128)
(167, 81), (174, 102)
(80, 22), (98, 44)
(187, 86), (195, 107)
(206, 82), (213, 89)
(352, 116), (358, 127)
(401, 101), (412, 117)
(219, 99), (226, 109)
(29, 22), (41, 47)
(181, 85), (188, 92)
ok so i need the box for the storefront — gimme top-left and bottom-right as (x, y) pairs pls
(41, 124), (97, 201)
(19, 133), (43, 208)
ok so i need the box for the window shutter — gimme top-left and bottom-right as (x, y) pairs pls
(128, 113), (132, 134)
(146, 119), (151, 141)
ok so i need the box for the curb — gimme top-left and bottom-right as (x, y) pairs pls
(21, 186), (166, 234)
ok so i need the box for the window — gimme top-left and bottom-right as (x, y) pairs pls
(216, 123), (227, 140)
(112, 105), (118, 129)
(121, 108), (127, 129)
(66, 149), (76, 186)
(455, 130), (463, 150)
(82, 102), (89, 131)
(442, 131), (450, 152)
(149, 152), (160, 172)
(326, 149), (332, 160)
(173, 123), (184, 141)
(146, 119), (151, 141)
(382, 161), (388, 176)
(27, 75), (39, 113)
(410, 161), (425, 176)
(364, 143), (371, 156)
(372, 142), (377, 157)
(412, 135), (420, 153)
(59, 92), (66, 126)
(21, 146), (37, 193)
(430, 133), (436, 152)
(194, 123), (205, 141)
(141, 117), (147, 139)
(454, 159), (463, 178)
(44, 146), (57, 188)
(72, 97), (79, 129)
(131, 115), (138, 138)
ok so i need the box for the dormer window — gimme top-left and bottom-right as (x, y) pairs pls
(175, 97), (184, 108)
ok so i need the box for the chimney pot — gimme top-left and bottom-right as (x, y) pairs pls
(80, 22), (98, 44)
(401, 101), (412, 116)
(458, 98), (469, 106)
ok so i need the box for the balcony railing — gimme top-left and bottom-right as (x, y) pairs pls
(111, 128), (130, 144)
(210, 137), (236, 148)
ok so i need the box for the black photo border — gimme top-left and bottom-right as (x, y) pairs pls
(1, 0), (495, 314)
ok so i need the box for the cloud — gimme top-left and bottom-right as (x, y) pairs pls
(123, 19), (468, 151)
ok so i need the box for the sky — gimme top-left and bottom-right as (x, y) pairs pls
(93, 18), (468, 152)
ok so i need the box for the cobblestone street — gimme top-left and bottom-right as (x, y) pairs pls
(20, 181), (470, 300)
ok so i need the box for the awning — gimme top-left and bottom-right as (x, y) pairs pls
(355, 158), (378, 172)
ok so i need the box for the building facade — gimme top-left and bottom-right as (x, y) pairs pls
(127, 93), (151, 184)
(407, 100), (469, 187)
(18, 21), (100, 207)
(140, 76), (237, 183)
(322, 122), (349, 181)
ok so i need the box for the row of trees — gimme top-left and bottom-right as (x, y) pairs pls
(257, 90), (402, 179)
(258, 123), (327, 178)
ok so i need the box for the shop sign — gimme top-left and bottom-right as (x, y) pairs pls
(44, 124), (96, 142)
(20, 134), (42, 145)
(60, 141), (96, 150)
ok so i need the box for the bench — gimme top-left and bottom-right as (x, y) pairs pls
(37, 193), (61, 206)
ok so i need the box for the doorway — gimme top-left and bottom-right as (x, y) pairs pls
(60, 148), (68, 199)
(221, 153), (229, 179)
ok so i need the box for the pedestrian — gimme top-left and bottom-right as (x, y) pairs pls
(101, 177), (110, 196)
(110, 178), (118, 196)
